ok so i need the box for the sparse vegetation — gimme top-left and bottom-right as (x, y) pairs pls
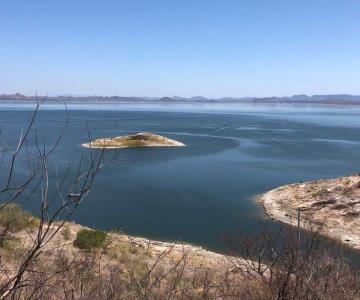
(62, 225), (72, 241)
(260, 174), (360, 249)
(343, 178), (351, 185)
(0, 197), (357, 300)
(0, 203), (39, 247)
(0, 215), (358, 299)
(311, 187), (330, 198)
(0, 203), (39, 233)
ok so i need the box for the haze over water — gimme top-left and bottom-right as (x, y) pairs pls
(1, 102), (360, 252)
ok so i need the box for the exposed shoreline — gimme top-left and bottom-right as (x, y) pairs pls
(258, 175), (360, 250)
(15, 221), (235, 272)
(81, 143), (185, 149)
(82, 132), (185, 149)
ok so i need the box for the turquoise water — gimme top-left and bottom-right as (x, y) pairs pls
(1, 103), (360, 252)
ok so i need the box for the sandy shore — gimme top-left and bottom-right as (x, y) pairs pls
(258, 175), (360, 250)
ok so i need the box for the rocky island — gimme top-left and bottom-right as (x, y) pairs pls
(82, 132), (185, 149)
(259, 174), (360, 250)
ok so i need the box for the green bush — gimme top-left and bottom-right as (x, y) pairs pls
(0, 203), (39, 233)
(73, 229), (107, 250)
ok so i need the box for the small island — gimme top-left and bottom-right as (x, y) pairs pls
(258, 174), (360, 250)
(82, 132), (185, 149)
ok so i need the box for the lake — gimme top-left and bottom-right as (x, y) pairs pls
(1, 102), (360, 252)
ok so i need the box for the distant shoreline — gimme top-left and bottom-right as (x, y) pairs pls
(2, 92), (360, 106)
(2, 100), (360, 107)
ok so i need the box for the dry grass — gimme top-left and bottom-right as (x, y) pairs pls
(0, 219), (359, 299)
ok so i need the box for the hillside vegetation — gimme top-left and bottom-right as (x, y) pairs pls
(0, 204), (359, 299)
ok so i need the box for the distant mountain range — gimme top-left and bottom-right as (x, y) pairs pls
(1, 93), (360, 105)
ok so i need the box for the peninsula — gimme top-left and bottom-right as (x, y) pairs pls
(259, 174), (360, 250)
(82, 132), (185, 149)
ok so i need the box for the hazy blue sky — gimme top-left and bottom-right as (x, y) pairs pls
(1, 0), (360, 97)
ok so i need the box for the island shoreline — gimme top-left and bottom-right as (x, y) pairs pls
(82, 132), (185, 149)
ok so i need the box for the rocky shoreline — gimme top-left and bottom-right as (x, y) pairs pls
(258, 175), (360, 250)
(82, 132), (185, 149)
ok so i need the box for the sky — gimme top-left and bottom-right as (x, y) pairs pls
(1, 0), (360, 98)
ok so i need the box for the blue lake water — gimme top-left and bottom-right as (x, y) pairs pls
(1, 102), (360, 252)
